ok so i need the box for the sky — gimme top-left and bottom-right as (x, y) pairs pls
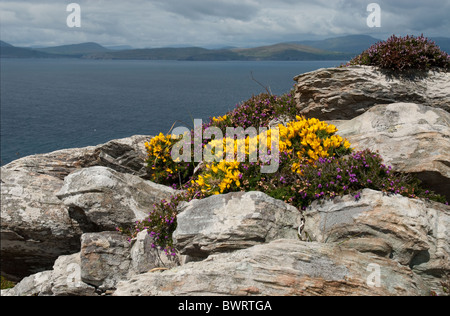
(1, 0), (449, 48)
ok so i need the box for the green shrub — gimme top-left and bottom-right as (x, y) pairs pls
(1, 276), (15, 290)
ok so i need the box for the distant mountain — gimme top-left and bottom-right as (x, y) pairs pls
(86, 47), (212, 60)
(35, 42), (110, 56)
(2, 35), (448, 61)
(0, 42), (60, 58)
(295, 35), (381, 55)
(105, 45), (134, 51)
(85, 43), (352, 61)
(230, 43), (350, 60)
(0, 40), (13, 47)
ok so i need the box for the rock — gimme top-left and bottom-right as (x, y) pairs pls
(56, 166), (176, 230)
(2, 135), (152, 181)
(303, 189), (450, 294)
(113, 239), (428, 296)
(2, 230), (178, 296)
(80, 232), (132, 290)
(0, 135), (169, 281)
(1, 253), (97, 296)
(334, 103), (450, 199)
(0, 168), (83, 281)
(173, 191), (302, 259)
(294, 66), (450, 120)
(129, 230), (179, 275)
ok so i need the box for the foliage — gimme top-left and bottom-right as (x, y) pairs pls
(346, 34), (450, 72)
(117, 190), (193, 256)
(124, 88), (448, 255)
(283, 150), (447, 210)
(1, 276), (15, 290)
(145, 132), (195, 188)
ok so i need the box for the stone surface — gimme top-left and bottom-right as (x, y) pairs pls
(0, 135), (167, 281)
(173, 191), (303, 259)
(0, 167), (83, 281)
(129, 230), (179, 275)
(303, 189), (450, 294)
(1, 230), (177, 296)
(1, 253), (97, 296)
(294, 66), (450, 120)
(56, 166), (176, 230)
(80, 232), (132, 290)
(113, 239), (428, 296)
(2, 135), (152, 180)
(333, 103), (450, 199)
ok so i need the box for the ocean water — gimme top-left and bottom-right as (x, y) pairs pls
(0, 59), (345, 165)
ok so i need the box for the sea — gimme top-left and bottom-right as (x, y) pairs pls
(0, 59), (345, 166)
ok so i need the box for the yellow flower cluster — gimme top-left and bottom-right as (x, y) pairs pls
(194, 161), (241, 195)
(145, 132), (181, 183)
(145, 115), (351, 195)
(145, 132), (173, 165)
(212, 115), (228, 123)
(279, 116), (351, 172)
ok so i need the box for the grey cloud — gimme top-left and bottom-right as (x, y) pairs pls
(0, 0), (448, 48)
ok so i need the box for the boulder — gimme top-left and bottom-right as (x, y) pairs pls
(2, 134), (152, 180)
(333, 103), (450, 199)
(113, 239), (428, 296)
(303, 189), (450, 293)
(1, 230), (178, 296)
(129, 230), (179, 275)
(1, 253), (97, 296)
(173, 191), (302, 259)
(56, 166), (176, 230)
(0, 135), (170, 281)
(80, 232), (132, 290)
(294, 66), (450, 120)
(0, 168), (83, 281)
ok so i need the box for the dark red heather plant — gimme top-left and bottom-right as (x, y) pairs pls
(347, 34), (450, 72)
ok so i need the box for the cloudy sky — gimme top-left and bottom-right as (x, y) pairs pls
(1, 0), (449, 48)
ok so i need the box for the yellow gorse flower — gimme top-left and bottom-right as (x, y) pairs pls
(146, 115), (352, 195)
(278, 115), (351, 171)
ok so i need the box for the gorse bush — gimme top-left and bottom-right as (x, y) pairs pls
(122, 89), (447, 254)
(347, 34), (450, 71)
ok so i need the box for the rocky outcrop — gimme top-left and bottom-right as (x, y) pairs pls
(1, 230), (178, 296)
(294, 66), (450, 120)
(0, 135), (176, 281)
(3, 66), (450, 296)
(304, 189), (450, 293)
(173, 191), (302, 259)
(56, 166), (175, 231)
(113, 239), (428, 296)
(7, 188), (448, 296)
(334, 102), (450, 200)
(111, 190), (449, 296)
(2, 135), (152, 180)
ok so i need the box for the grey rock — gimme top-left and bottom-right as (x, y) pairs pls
(173, 191), (302, 259)
(0, 135), (168, 281)
(1, 253), (97, 296)
(0, 168), (83, 281)
(303, 189), (450, 294)
(2, 135), (153, 180)
(113, 239), (428, 296)
(80, 232), (132, 290)
(334, 103), (450, 199)
(294, 66), (450, 120)
(2, 230), (179, 296)
(56, 166), (176, 230)
(129, 230), (179, 275)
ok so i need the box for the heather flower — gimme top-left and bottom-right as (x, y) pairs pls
(347, 34), (450, 71)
